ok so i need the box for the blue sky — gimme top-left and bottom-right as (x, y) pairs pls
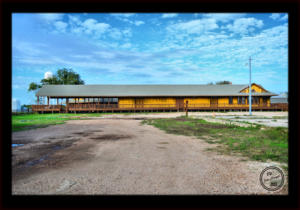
(12, 13), (288, 105)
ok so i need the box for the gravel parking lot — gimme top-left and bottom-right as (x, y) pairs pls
(12, 112), (288, 195)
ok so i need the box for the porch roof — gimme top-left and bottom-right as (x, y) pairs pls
(36, 84), (277, 97)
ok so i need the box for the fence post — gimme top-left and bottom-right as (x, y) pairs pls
(185, 100), (188, 117)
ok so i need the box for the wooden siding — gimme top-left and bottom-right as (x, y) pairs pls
(184, 98), (210, 107)
(241, 84), (266, 93)
(218, 97), (228, 106)
(143, 98), (176, 108)
(119, 98), (135, 108)
(183, 97), (271, 108)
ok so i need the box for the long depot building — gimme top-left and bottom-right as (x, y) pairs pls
(32, 83), (284, 113)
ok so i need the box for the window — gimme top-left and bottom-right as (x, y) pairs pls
(96, 98), (118, 104)
(253, 97), (259, 104)
(229, 97), (233, 104)
(247, 96), (259, 104)
(251, 89), (256, 93)
(263, 97), (268, 104)
(112, 98), (118, 103)
(242, 97), (245, 104)
(238, 97), (242, 104)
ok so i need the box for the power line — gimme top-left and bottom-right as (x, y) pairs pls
(249, 56), (252, 116)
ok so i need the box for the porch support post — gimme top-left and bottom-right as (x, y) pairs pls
(47, 96), (50, 105)
(75, 98), (77, 114)
(185, 100), (189, 117)
(66, 98), (69, 113)
(37, 96), (39, 105)
(57, 98), (59, 105)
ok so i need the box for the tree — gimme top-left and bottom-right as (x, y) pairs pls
(56, 68), (84, 85)
(215, 81), (232, 85)
(40, 76), (60, 85)
(28, 68), (84, 91)
(28, 82), (42, 91)
(206, 81), (232, 85)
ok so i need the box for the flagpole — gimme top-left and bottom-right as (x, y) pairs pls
(249, 56), (252, 116)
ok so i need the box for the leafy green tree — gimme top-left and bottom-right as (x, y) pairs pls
(216, 81), (232, 85)
(28, 68), (84, 91)
(56, 68), (84, 85)
(40, 76), (60, 85)
(28, 82), (42, 91)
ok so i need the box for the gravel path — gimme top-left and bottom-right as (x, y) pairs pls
(12, 117), (287, 195)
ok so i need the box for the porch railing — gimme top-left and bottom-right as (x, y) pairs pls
(32, 105), (64, 111)
(31, 103), (289, 112)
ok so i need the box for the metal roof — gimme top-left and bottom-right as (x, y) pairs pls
(271, 97), (288, 104)
(36, 84), (277, 97)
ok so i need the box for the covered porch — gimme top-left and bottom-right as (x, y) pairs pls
(32, 96), (287, 113)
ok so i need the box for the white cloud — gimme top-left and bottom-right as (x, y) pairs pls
(110, 13), (135, 18)
(38, 13), (64, 23)
(109, 28), (122, 39)
(167, 18), (218, 34)
(110, 13), (145, 27)
(94, 51), (115, 59)
(162, 13), (178, 18)
(53, 15), (132, 42)
(202, 13), (246, 23)
(68, 15), (81, 25)
(122, 28), (132, 37)
(54, 21), (67, 33)
(280, 14), (288, 21)
(226, 18), (263, 35)
(269, 13), (281, 20)
(108, 27), (132, 40)
(13, 41), (46, 56)
(81, 18), (110, 35)
(121, 43), (132, 48)
(134, 20), (145, 26)
(269, 13), (288, 21)
(12, 85), (22, 89)
(44, 71), (53, 79)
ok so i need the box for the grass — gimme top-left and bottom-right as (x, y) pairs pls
(12, 113), (105, 132)
(142, 116), (288, 164)
(272, 116), (288, 119)
(12, 111), (175, 132)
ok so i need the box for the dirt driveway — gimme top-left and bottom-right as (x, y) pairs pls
(12, 117), (287, 194)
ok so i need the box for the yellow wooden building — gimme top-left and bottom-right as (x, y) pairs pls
(33, 83), (278, 113)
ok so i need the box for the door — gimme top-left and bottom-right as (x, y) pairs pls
(135, 98), (144, 109)
(262, 97), (268, 106)
(176, 98), (184, 111)
(210, 97), (218, 107)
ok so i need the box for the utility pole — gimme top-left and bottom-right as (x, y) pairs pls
(249, 56), (252, 116)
